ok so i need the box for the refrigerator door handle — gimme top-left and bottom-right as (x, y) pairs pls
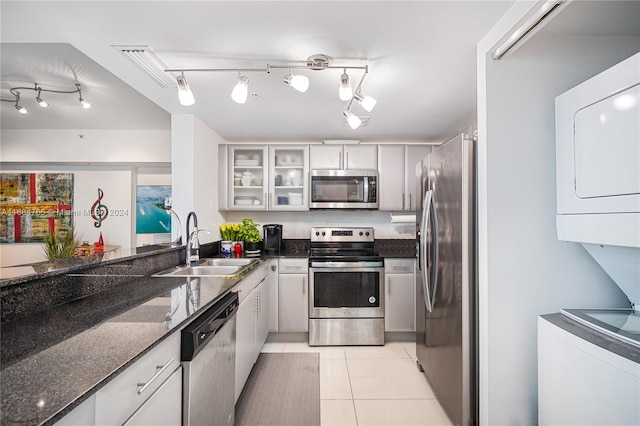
(421, 189), (433, 312)
(430, 190), (439, 310)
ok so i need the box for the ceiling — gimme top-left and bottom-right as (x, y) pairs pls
(1, 1), (638, 143)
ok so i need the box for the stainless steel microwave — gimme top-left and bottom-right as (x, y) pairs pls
(309, 169), (378, 209)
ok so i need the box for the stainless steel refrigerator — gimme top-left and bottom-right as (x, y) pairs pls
(415, 133), (477, 426)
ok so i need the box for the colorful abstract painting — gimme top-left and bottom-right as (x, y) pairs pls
(136, 185), (171, 234)
(0, 173), (74, 243)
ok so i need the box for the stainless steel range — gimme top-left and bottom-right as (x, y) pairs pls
(308, 227), (385, 346)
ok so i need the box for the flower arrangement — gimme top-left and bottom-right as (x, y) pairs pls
(219, 223), (240, 241)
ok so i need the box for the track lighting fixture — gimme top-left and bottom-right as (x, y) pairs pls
(160, 53), (377, 129)
(283, 69), (309, 93)
(231, 75), (249, 104)
(353, 92), (377, 112)
(343, 110), (362, 130)
(339, 70), (352, 101)
(176, 73), (195, 106)
(1, 83), (90, 115)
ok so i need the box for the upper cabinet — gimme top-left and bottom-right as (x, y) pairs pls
(221, 144), (309, 211)
(269, 145), (309, 211)
(309, 144), (377, 170)
(378, 144), (432, 211)
(228, 145), (269, 210)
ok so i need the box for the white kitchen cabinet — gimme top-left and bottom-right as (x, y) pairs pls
(228, 145), (269, 210)
(268, 145), (309, 211)
(378, 144), (432, 211)
(267, 258), (279, 332)
(123, 366), (182, 426)
(94, 332), (180, 426)
(278, 258), (309, 332)
(309, 144), (377, 170)
(234, 262), (270, 403)
(384, 258), (415, 332)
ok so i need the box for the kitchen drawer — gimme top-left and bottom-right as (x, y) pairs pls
(95, 332), (180, 426)
(278, 258), (308, 274)
(384, 258), (414, 274)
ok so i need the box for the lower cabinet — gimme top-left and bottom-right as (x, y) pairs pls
(94, 332), (181, 426)
(384, 258), (416, 332)
(123, 366), (182, 426)
(235, 275), (269, 403)
(278, 258), (309, 332)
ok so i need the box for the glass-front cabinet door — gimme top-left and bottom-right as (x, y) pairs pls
(228, 145), (268, 210)
(269, 145), (309, 211)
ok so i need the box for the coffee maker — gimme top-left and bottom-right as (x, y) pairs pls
(263, 224), (283, 254)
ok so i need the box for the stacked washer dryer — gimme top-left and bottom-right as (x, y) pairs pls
(538, 52), (640, 425)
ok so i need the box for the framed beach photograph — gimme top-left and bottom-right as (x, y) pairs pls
(135, 185), (171, 234)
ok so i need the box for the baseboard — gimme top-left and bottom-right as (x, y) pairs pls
(267, 332), (309, 343)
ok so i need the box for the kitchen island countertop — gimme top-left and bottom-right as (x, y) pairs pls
(0, 260), (262, 426)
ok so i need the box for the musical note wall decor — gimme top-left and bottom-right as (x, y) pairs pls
(90, 188), (109, 228)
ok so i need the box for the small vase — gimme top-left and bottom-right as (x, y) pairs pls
(221, 240), (233, 255)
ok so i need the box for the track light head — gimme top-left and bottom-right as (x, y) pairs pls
(339, 71), (353, 101)
(354, 92), (377, 112)
(75, 84), (91, 109)
(36, 88), (48, 108)
(283, 71), (309, 93)
(231, 76), (249, 104)
(15, 103), (27, 114)
(177, 74), (195, 106)
(343, 110), (362, 130)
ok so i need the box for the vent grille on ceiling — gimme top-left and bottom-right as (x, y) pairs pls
(113, 45), (177, 88)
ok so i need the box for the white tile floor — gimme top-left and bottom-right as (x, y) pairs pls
(260, 341), (453, 426)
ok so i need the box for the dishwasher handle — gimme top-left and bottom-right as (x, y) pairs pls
(181, 291), (238, 361)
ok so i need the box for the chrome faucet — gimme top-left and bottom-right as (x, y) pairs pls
(185, 211), (211, 265)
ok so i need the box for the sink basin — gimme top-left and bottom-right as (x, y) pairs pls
(199, 258), (254, 267)
(152, 258), (259, 278)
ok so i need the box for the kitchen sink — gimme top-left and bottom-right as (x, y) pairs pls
(152, 258), (259, 278)
(198, 258), (254, 267)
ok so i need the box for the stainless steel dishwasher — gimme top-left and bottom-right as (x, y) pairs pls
(182, 291), (238, 426)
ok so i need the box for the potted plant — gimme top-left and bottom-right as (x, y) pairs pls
(219, 223), (240, 254)
(42, 229), (80, 268)
(238, 218), (263, 254)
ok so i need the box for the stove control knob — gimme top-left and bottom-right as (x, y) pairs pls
(365, 231), (370, 236)
(359, 231), (364, 236)
(315, 231), (320, 236)
(321, 231), (326, 236)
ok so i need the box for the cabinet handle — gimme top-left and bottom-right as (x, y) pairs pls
(269, 192), (272, 209)
(271, 265), (277, 272)
(264, 192), (268, 209)
(339, 151), (343, 169)
(137, 358), (174, 395)
(345, 151), (349, 169)
(409, 193), (412, 210)
(302, 276), (306, 295)
(255, 292), (259, 313)
(402, 193), (405, 210)
(387, 276), (391, 296)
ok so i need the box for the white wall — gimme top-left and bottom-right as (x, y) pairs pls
(222, 210), (416, 240)
(0, 129), (170, 164)
(0, 166), (134, 267)
(0, 128), (171, 267)
(477, 4), (638, 424)
(171, 115), (226, 244)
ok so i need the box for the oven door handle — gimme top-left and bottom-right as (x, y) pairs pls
(309, 261), (384, 268)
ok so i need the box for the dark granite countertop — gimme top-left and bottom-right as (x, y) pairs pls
(0, 260), (262, 426)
